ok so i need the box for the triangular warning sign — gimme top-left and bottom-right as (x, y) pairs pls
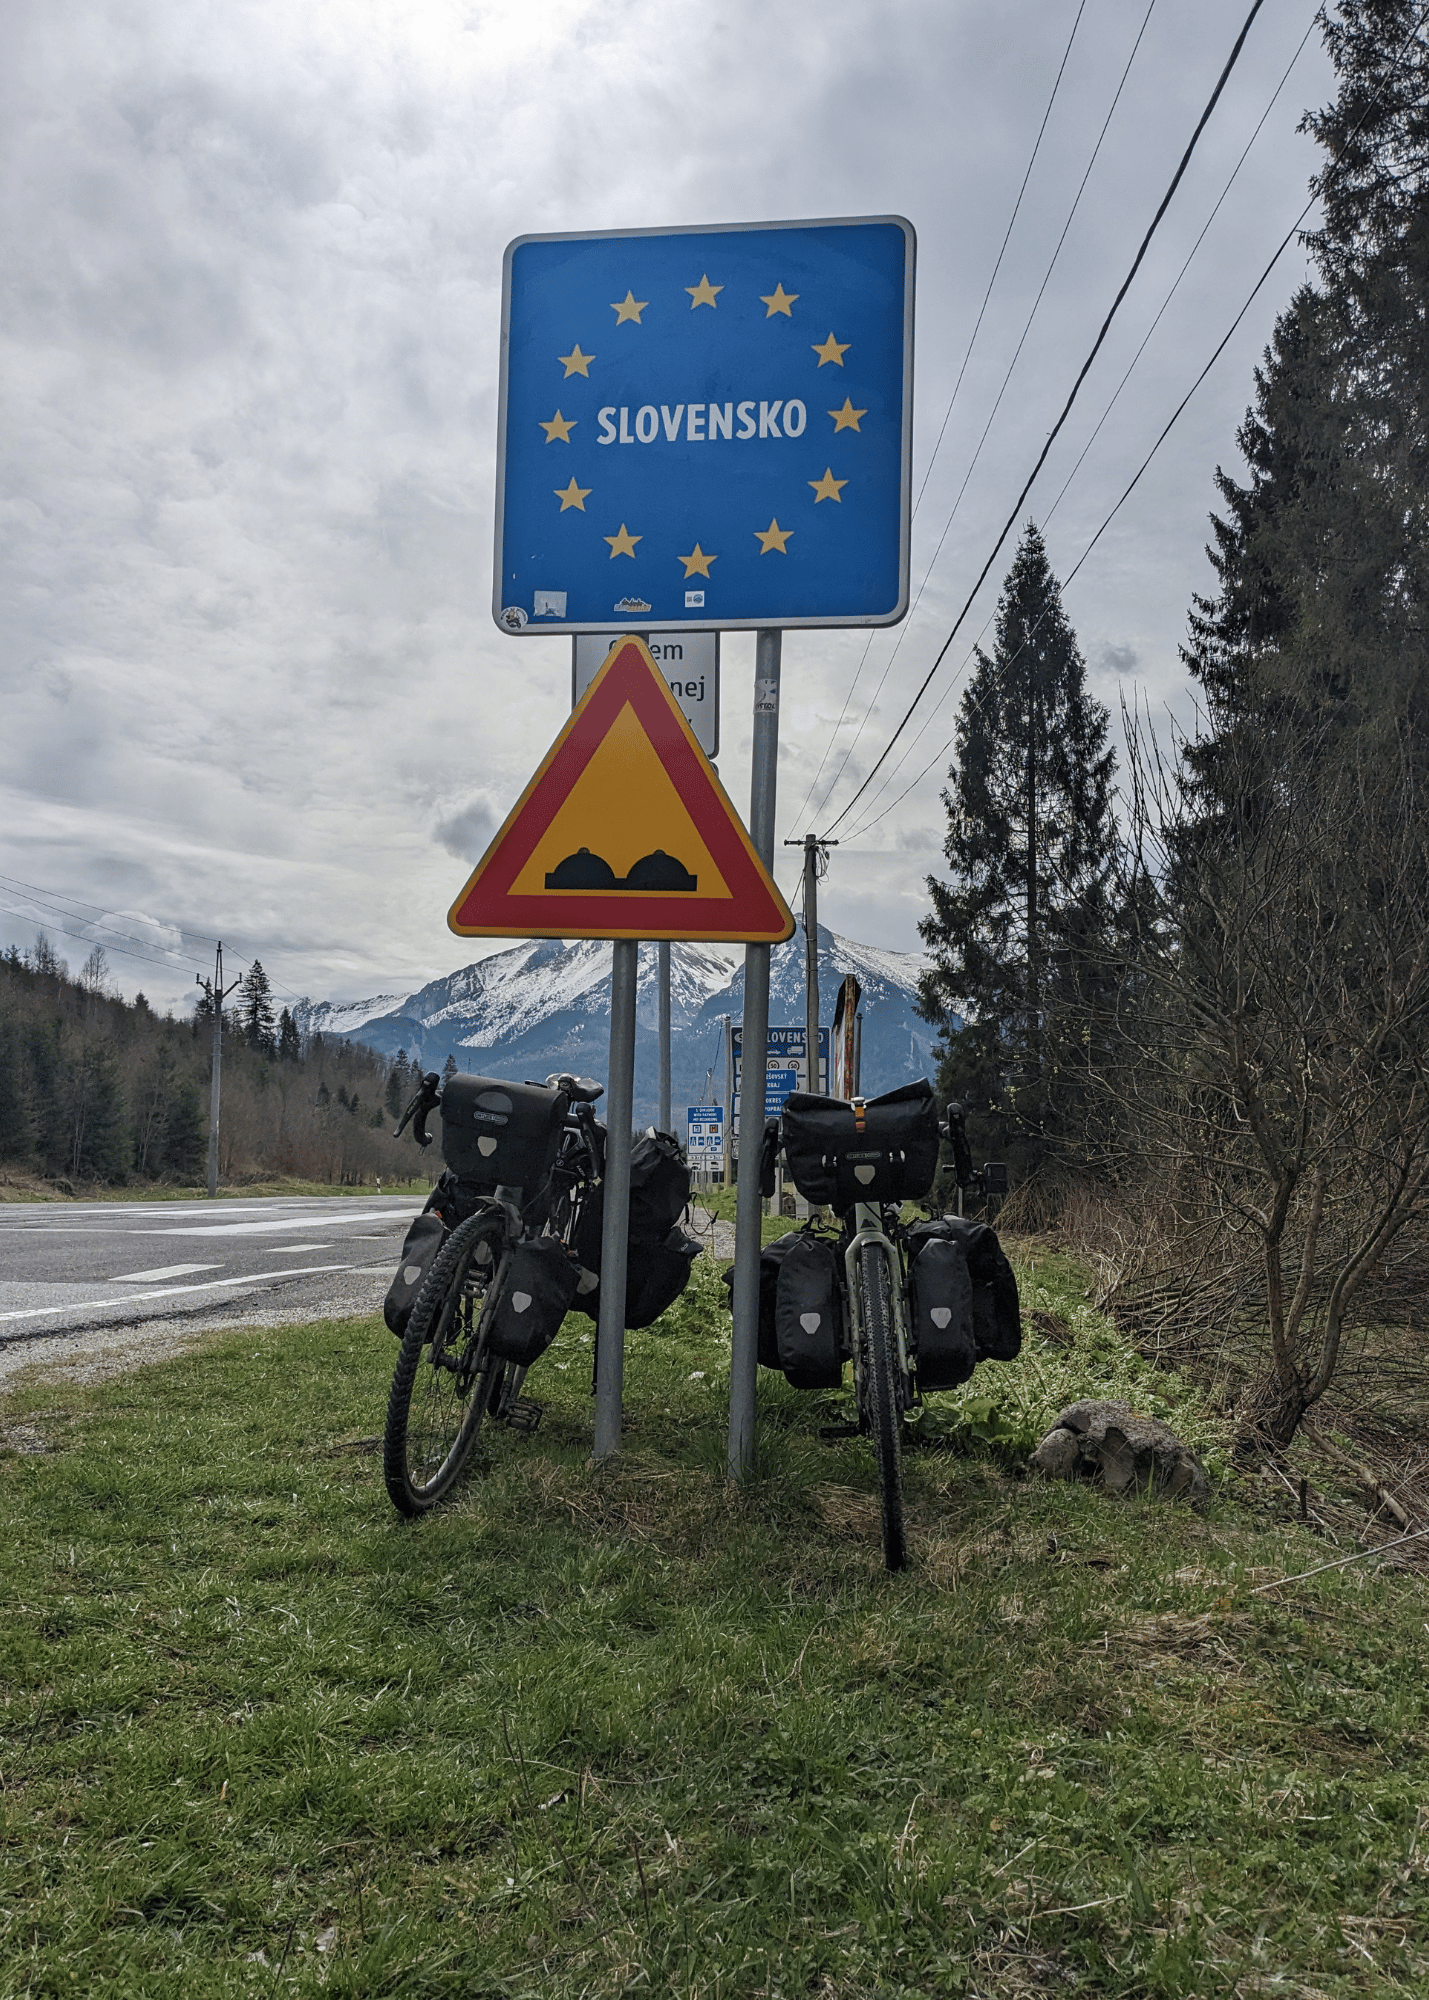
(448, 636), (795, 943)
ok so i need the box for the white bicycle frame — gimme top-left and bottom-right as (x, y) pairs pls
(844, 1199), (913, 1401)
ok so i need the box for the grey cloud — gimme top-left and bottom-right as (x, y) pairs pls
(434, 796), (498, 863)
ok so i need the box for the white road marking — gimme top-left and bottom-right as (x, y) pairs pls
(109, 1263), (226, 1283)
(0, 1265), (356, 1325)
(126, 1208), (422, 1240)
(269, 1244), (332, 1254)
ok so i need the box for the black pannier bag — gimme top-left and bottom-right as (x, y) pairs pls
(573, 1129), (698, 1330)
(439, 1074), (570, 1194)
(384, 1211), (446, 1338)
(723, 1230), (844, 1386)
(487, 1237), (581, 1367)
(780, 1080), (941, 1209)
(773, 1232), (843, 1388)
(625, 1225), (701, 1330)
(904, 1222), (976, 1390)
(911, 1216), (1021, 1365)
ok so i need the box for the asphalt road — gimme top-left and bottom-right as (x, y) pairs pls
(0, 1194), (424, 1354)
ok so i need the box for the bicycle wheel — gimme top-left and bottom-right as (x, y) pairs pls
(384, 1208), (507, 1517)
(859, 1240), (907, 1572)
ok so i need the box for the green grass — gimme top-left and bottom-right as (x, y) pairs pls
(3, 1252), (1427, 1997)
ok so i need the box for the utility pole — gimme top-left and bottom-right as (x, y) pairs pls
(197, 943), (241, 1199)
(784, 834), (835, 1097)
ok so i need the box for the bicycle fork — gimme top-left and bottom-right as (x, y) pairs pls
(845, 1201), (913, 1415)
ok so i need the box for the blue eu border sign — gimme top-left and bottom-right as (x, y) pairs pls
(494, 216), (914, 635)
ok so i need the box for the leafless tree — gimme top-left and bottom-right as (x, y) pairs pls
(1092, 713), (1429, 1446)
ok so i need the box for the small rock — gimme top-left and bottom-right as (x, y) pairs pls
(1031, 1399), (1209, 1506)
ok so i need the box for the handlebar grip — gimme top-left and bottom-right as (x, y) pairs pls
(393, 1071), (442, 1146)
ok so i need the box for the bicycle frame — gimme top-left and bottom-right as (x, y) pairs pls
(844, 1200), (912, 1385)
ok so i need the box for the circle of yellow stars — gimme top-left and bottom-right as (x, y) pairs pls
(535, 274), (873, 574)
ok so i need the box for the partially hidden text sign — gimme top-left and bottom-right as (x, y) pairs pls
(448, 635), (795, 943)
(495, 216), (914, 634)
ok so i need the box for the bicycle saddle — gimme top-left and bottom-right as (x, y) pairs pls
(544, 1072), (605, 1104)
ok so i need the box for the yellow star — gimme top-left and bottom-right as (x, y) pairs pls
(685, 273), (723, 310)
(558, 344), (594, 377)
(828, 397), (867, 433)
(553, 476), (591, 512)
(754, 518), (793, 554)
(812, 331), (850, 367)
(808, 467), (847, 504)
(760, 282), (798, 317)
(611, 291), (647, 324)
(677, 543), (717, 578)
(605, 522), (641, 558)
(540, 409), (577, 443)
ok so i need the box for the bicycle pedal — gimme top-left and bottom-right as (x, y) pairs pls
(503, 1397), (544, 1434)
(818, 1422), (861, 1441)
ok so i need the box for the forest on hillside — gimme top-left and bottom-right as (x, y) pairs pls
(0, 938), (428, 1190)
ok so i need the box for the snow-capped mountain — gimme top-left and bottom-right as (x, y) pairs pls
(295, 924), (949, 1125)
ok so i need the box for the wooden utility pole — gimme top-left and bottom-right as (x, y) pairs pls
(197, 943), (241, 1199)
(785, 833), (835, 1096)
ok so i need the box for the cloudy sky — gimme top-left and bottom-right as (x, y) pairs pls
(1, 0), (1334, 1016)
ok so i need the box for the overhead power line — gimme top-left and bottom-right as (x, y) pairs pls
(819, 0), (1271, 839)
(798, 0), (1159, 839)
(785, 0), (1093, 838)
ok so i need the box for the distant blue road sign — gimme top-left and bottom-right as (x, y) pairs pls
(494, 217), (914, 635)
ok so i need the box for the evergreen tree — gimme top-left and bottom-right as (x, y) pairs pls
(918, 523), (1115, 1171)
(277, 1007), (301, 1062)
(442, 1054), (459, 1082)
(238, 961), (277, 1056)
(384, 1051), (410, 1118)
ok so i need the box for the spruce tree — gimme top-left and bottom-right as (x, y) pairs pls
(239, 962), (277, 1056)
(918, 523), (1114, 1171)
(277, 1007), (301, 1062)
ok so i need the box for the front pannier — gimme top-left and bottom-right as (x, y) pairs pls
(910, 1217), (1021, 1365)
(780, 1080), (941, 1208)
(905, 1225), (976, 1389)
(773, 1233), (843, 1388)
(487, 1238), (581, 1367)
(384, 1212), (446, 1338)
(624, 1226), (701, 1330)
(439, 1074), (570, 1193)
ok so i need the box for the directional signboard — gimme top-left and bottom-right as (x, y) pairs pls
(495, 216), (914, 634)
(574, 631), (719, 756)
(686, 1105), (725, 1167)
(731, 1025), (829, 1138)
(448, 635), (794, 943)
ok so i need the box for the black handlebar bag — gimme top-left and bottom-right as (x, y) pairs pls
(781, 1080), (941, 1208)
(439, 1075), (570, 1193)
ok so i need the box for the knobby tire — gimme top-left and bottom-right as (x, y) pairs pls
(859, 1240), (907, 1572)
(384, 1208), (507, 1517)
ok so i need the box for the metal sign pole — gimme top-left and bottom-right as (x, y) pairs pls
(594, 936), (639, 1459)
(657, 939), (672, 1132)
(728, 630), (782, 1478)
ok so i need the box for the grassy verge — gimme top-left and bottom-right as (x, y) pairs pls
(0, 1177), (429, 1205)
(3, 1252), (1427, 1997)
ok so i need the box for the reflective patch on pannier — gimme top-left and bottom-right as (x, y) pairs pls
(487, 1237), (581, 1366)
(384, 1212), (446, 1338)
(439, 1074), (570, 1193)
(773, 1233), (843, 1389)
(906, 1233), (976, 1390)
(780, 1080), (940, 1207)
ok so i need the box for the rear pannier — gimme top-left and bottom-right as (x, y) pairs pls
(383, 1211), (446, 1338)
(439, 1074), (570, 1192)
(905, 1224), (976, 1390)
(772, 1233), (844, 1388)
(487, 1237), (581, 1367)
(572, 1128), (699, 1331)
(780, 1080), (941, 1208)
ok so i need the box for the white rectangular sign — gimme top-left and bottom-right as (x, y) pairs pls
(686, 1104), (725, 1165)
(574, 632), (719, 756)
